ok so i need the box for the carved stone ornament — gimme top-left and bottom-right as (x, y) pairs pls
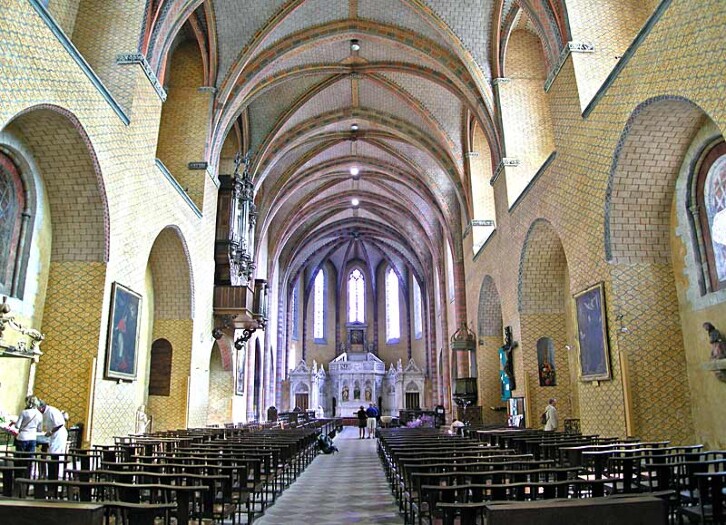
(0, 296), (45, 357)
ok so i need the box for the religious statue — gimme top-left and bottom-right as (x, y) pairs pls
(502, 326), (518, 390)
(341, 385), (349, 401)
(365, 386), (372, 402)
(354, 384), (361, 400)
(135, 405), (149, 434)
(704, 322), (726, 360)
(703, 322), (726, 382)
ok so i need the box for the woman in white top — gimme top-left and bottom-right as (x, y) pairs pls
(13, 396), (42, 453)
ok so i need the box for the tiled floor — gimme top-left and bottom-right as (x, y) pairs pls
(255, 426), (404, 525)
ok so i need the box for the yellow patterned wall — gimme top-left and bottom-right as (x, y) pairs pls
(156, 42), (212, 210)
(207, 348), (233, 426)
(34, 262), (106, 427)
(466, 0), (725, 443)
(1, 2), (217, 445)
(147, 319), (193, 431)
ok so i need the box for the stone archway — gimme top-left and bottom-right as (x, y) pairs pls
(207, 341), (233, 426)
(476, 276), (505, 424)
(145, 226), (194, 431)
(605, 96), (707, 443)
(518, 219), (574, 429)
(2, 106), (109, 441)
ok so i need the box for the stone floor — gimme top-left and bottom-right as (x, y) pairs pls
(255, 426), (404, 525)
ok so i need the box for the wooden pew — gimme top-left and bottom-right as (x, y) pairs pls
(0, 499), (105, 525)
(438, 494), (667, 525)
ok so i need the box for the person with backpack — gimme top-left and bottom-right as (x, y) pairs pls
(317, 431), (338, 454)
(365, 403), (379, 439)
(543, 398), (558, 431)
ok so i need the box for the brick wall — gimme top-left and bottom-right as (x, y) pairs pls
(206, 345), (233, 426)
(500, 29), (555, 206)
(1, 2), (217, 444)
(465, 0), (725, 444)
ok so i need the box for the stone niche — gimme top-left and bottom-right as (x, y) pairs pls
(288, 359), (325, 412)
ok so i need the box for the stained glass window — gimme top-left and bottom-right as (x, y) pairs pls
(697, 141), (726, 291)
(0, 157), (24, 296)
(314, 269), (325, 339)
(705, 154), (726, 282)
(348, 268), (365, 323)
(386, 268), (400, 342)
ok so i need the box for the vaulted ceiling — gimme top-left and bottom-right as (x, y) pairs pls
(141, 0), (568, 297)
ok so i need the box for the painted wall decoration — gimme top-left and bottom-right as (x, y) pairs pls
(235, 347), (246, 395)
(105, 282), (142, 380)
(574, 283), (611, 381)
(350, 329), (364, 345)
(537, 337), (557, 386)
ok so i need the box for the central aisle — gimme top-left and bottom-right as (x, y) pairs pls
(256, 426), (404, 524)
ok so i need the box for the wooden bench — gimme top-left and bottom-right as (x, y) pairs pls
(437, 494), (667, 525)
(0, 498), (105, 525)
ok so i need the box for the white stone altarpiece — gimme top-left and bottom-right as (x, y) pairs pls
(288, 349), (425, 418)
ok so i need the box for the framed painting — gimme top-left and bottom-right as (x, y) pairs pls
(105, 282), (142, 380)
(574, 282), (611, 381)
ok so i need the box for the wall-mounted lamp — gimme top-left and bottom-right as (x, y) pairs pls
(565, 344), (572, 351)
(350, 39), (361, 52)
(616, 314), (629, 334)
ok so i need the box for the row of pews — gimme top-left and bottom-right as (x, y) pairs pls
(0, 418), (340, 525)
(378, 425), (726, 524)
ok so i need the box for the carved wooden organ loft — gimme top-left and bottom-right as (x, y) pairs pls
(213, 153), (269, 347)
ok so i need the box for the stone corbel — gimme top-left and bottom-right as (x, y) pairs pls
(702, 359), (726, 382)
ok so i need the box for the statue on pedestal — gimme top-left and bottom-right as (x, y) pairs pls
(135, 405), (149, 434)
(704, 322), (726, 360)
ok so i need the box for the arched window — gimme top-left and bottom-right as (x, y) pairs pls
(386, 268), (400, 342)
(0, 153), (26, 297)
(291, 283), (299, 340)
(313, 269), (325, 340)
(697, 141), (726, 291)
(348, 268), (365, 323)
(413, 277), (423, 339)
(446, 244), (455, 303)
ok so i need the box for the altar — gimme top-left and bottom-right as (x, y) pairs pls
(288, 351), (426, 418)
(328, 351), (386, 417)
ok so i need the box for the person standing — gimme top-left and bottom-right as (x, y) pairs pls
(356, 406), (367, 439)
(38, 400), (68, 480)
(543, 398), (558, 431)
(13, 396), (42, 453)
(365, 403), (378, 439)
(38, 400), (68, 453)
